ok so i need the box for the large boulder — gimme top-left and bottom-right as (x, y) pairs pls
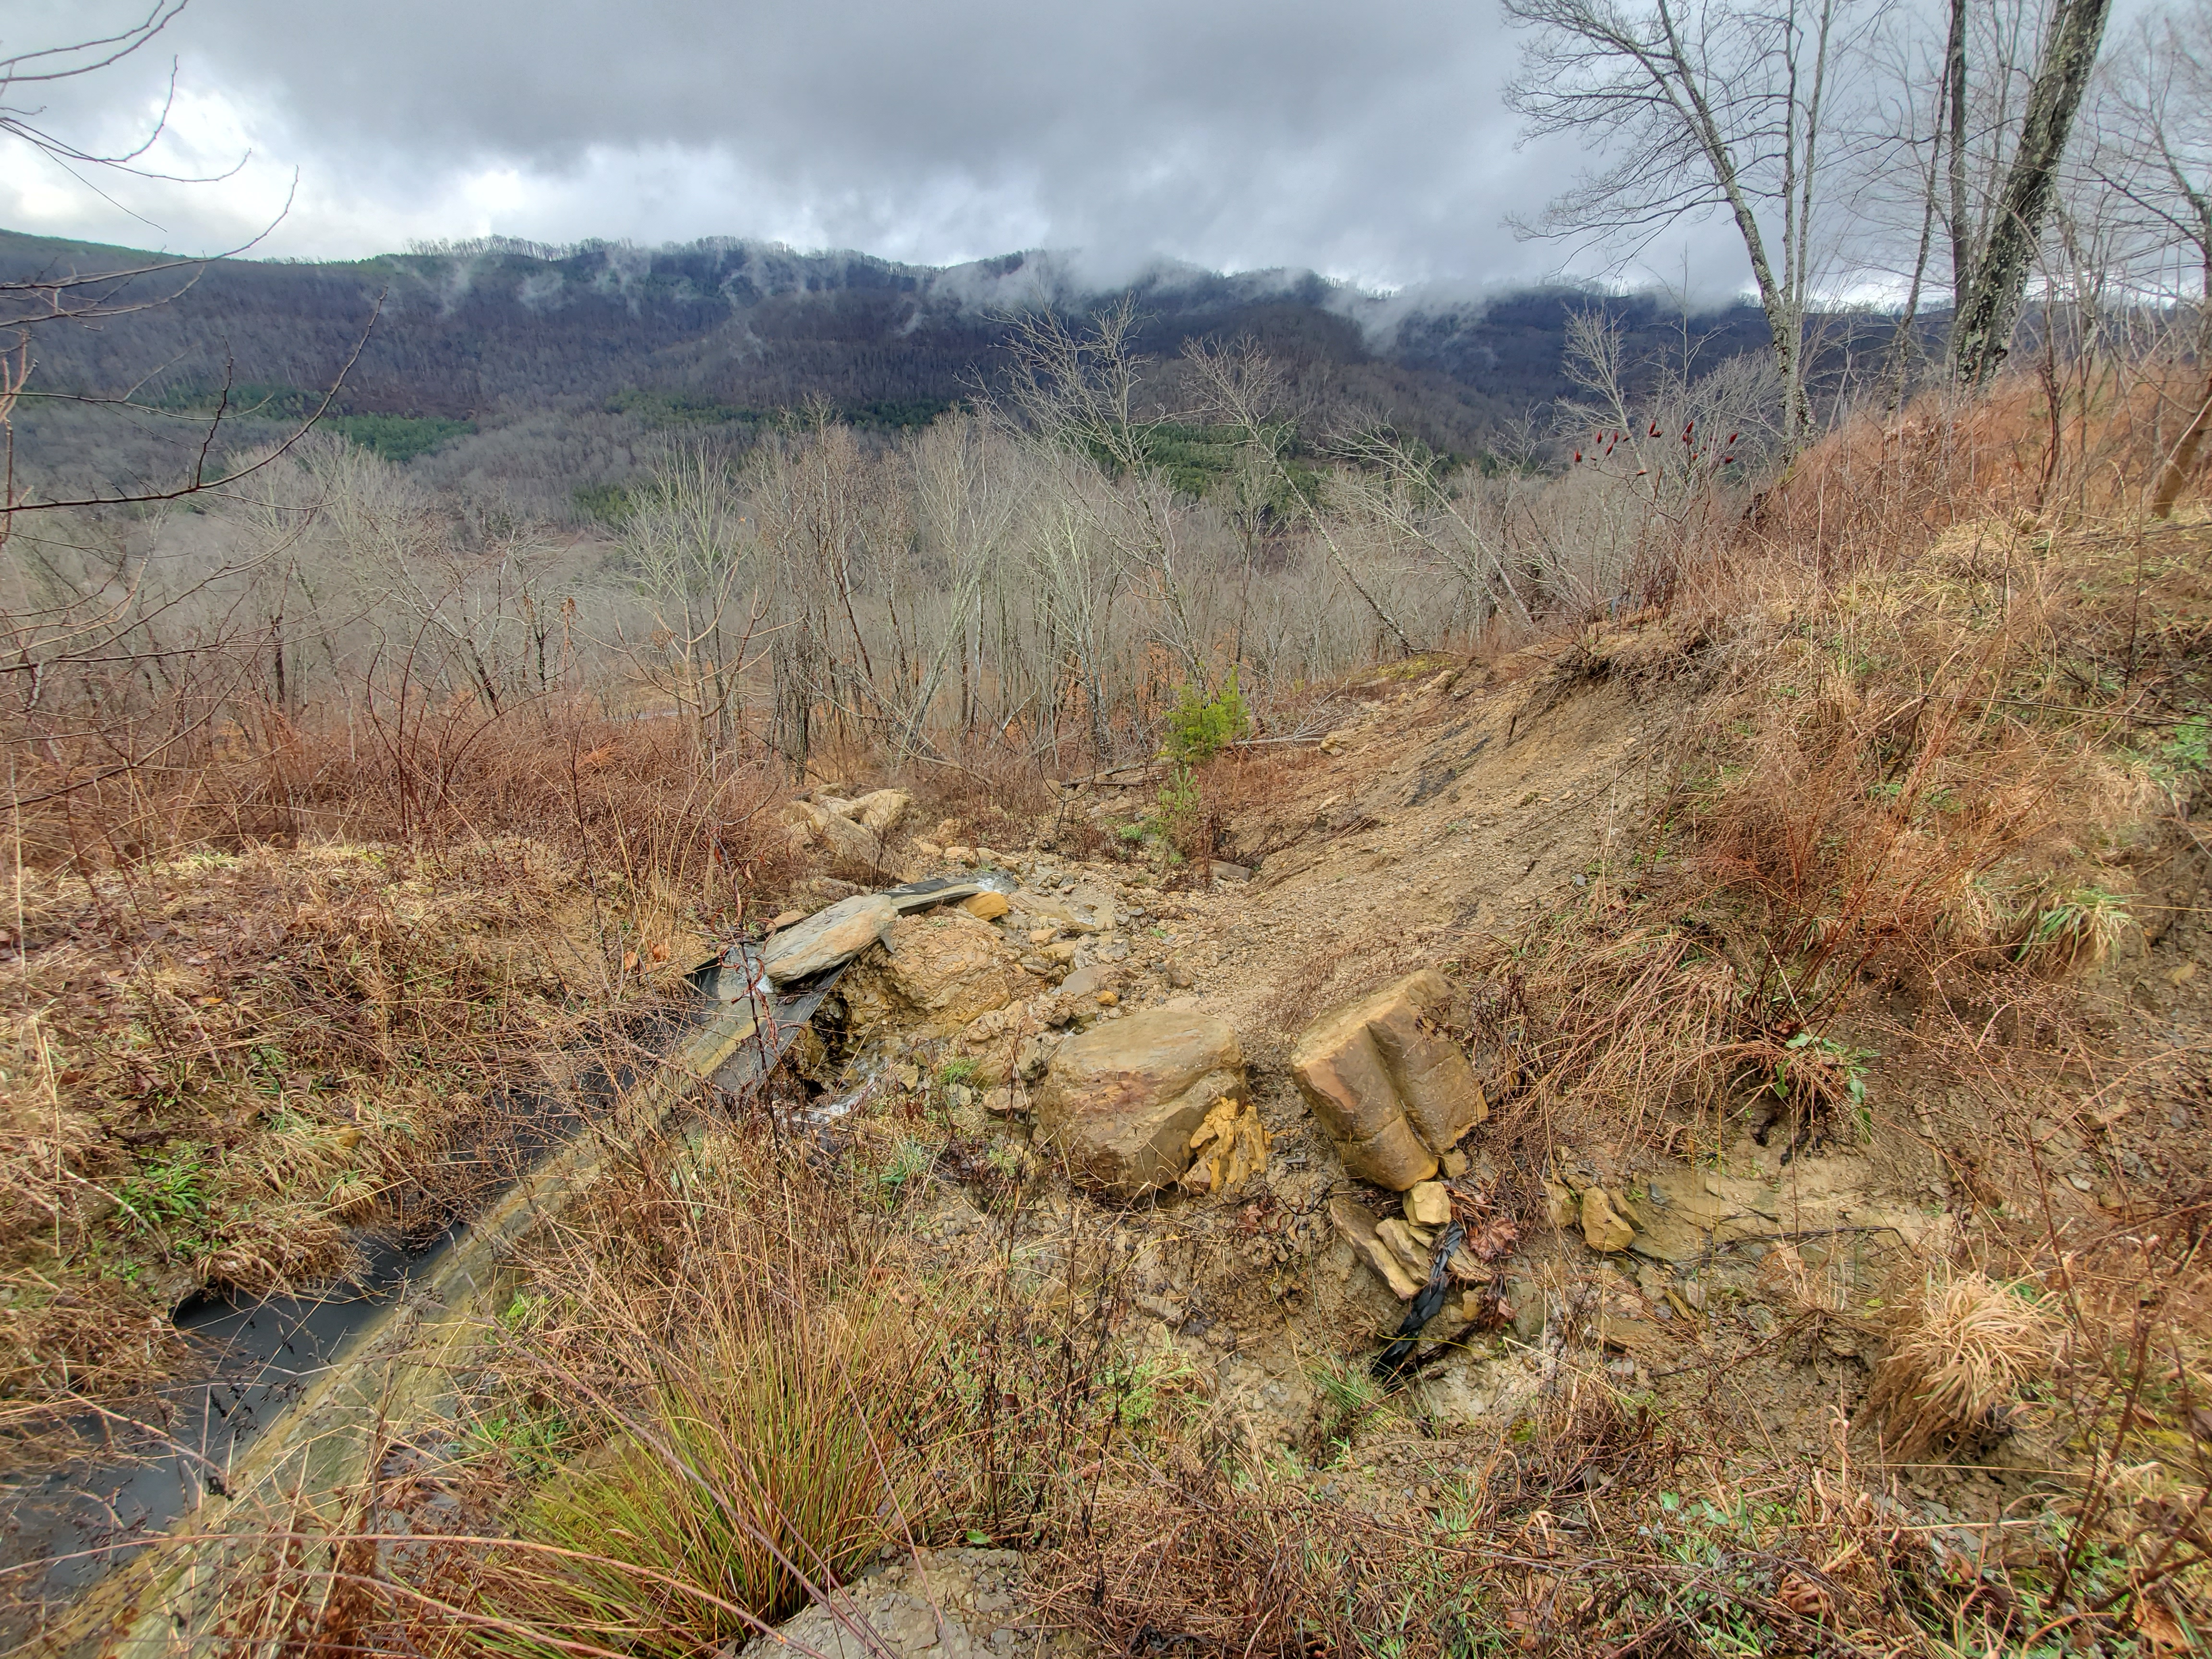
(1291, 970), (1487, 1190)
(759, 894), (899, 985)
(882, 911), (1017, 1026)
(1033, 1009), (1245, 1197)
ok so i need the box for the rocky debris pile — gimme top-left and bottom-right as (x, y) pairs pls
(782, 788), (913, 866)
(1290, 970), (1488, 1189)
(1032, 1008), (1255, 1197)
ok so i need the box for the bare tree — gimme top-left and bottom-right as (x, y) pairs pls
(1945, 0), (2115, 385)
(1503, 0), (1877, 450)
(2085, 0), (2212, 514)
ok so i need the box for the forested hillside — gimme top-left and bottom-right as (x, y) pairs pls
(1, 230), (1791, 516)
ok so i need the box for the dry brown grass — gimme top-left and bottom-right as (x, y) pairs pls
(1867, 1268), (2063, 1463)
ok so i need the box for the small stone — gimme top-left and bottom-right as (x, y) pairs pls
(1440, 1150), (1469, 1178)
(945, 845), (976, 864)
(1028, 927), (1059, 946)
(1375, 1217), (1431, 1276)
(1165, 958), (1196, 988)
(768, 909), (805, 932)
(1328, 1197), (1423, 1299)
(1543, 1178), (1580, 1229)
(1096, 990), (1118, 1007)
(1404, 1181), (1452, 1227)
(962, 890), (1011, 920)
(1044, 940), (1080, 963)
(1210, 860), (1252, 883)
(914, 840), (944, 860)
(1579, 1186), (1635, 1253)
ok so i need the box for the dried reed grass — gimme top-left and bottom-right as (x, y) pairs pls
(1867, 1268), (2061, 1462)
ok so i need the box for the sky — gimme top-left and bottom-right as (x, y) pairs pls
(0, 0), (1887, 300)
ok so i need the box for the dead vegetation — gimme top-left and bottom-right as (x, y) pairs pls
(9, 362), (2212, 1655)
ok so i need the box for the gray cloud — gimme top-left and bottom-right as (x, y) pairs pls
(5, 0), (1759, 296)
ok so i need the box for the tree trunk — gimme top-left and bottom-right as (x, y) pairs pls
(1950, 0), (2114, 386)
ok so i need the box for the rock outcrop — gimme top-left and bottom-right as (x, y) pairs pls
(1033, 1008), (1245, 1196)
(1290, 970), (1487, 1189)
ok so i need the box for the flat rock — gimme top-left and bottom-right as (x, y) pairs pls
(851, 787), (911, 833)
(961, 890), (1011, 920)
(1033, 1008), (1245, 1196)
(760, 894), (898, 985)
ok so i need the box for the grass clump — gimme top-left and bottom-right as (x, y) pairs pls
(1867, 1268), (2061, 1462)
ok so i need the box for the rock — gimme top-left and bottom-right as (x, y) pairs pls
(1027, 926), (1058, 945)
(1210, 859), (1252, 882)
(1292, 969), (1485, 1190)
(1544, 1178), (1581, 1229)
(1405, 1181), (1453, 1227)
(1014, 1033), (1058, 1081)
(1095, 990), (1118, 1007)
(1043, 940), (1080, 964)
(914, 839), (944, 860)
(1440, 1150), (1469, 1178)
(882, 912), (1017, 1026)
(1327, 1197), (1424, 1300)
(961, 890), (1011, 920)
(1580, 1186), (1635, 1253)
(784, 798), (884, 867)
(759, 894), (898, 984)
(852, 788), (910, 833)
(944, 844), (975, 864)
(767, 908), (805, 932)
(1165, 957), (1196, 989)
(1179, 1093), (1270, 1194)
(1032, 1008), (1245, 1196)
(1376, 1217), (1434, 1277)
(1061, 964), (1106, 1000)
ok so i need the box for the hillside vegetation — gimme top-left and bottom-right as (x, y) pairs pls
(4, 285), (2211, 1652)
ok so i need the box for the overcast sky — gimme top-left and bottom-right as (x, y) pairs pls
(3, 0), (1842, 298)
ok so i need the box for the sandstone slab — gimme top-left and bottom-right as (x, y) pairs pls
(759, 894), (898, 985)
(1033, 1008), (1244, 1196)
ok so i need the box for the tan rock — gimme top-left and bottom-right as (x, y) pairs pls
(1032, 1008), (1245, 1196)
(1405, 1181), (1453, 1228)
(784, 798), (883, 867)
(1179, 1093), (1270, 1194)
(852, 788), (910, 834)
(882, 911), (1017, 1026)
(1440, 1150), (1470, 1178)
(767, 908), (806, 932)
(1544, 1178), (1581, 1229)
(944, 844), (975, 864)
(1376, 1217), (1434, 1279)
(961, 890), (1011, 920)
(1293, 969), (1486, 1190)
(1096, 990), (1118, 1007)
(1327, 1197), (1423, 1300)
(1027, 926), (1059, 946)
(759, 894), (898, 985)
(1580, 1186), (1635, 1253)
